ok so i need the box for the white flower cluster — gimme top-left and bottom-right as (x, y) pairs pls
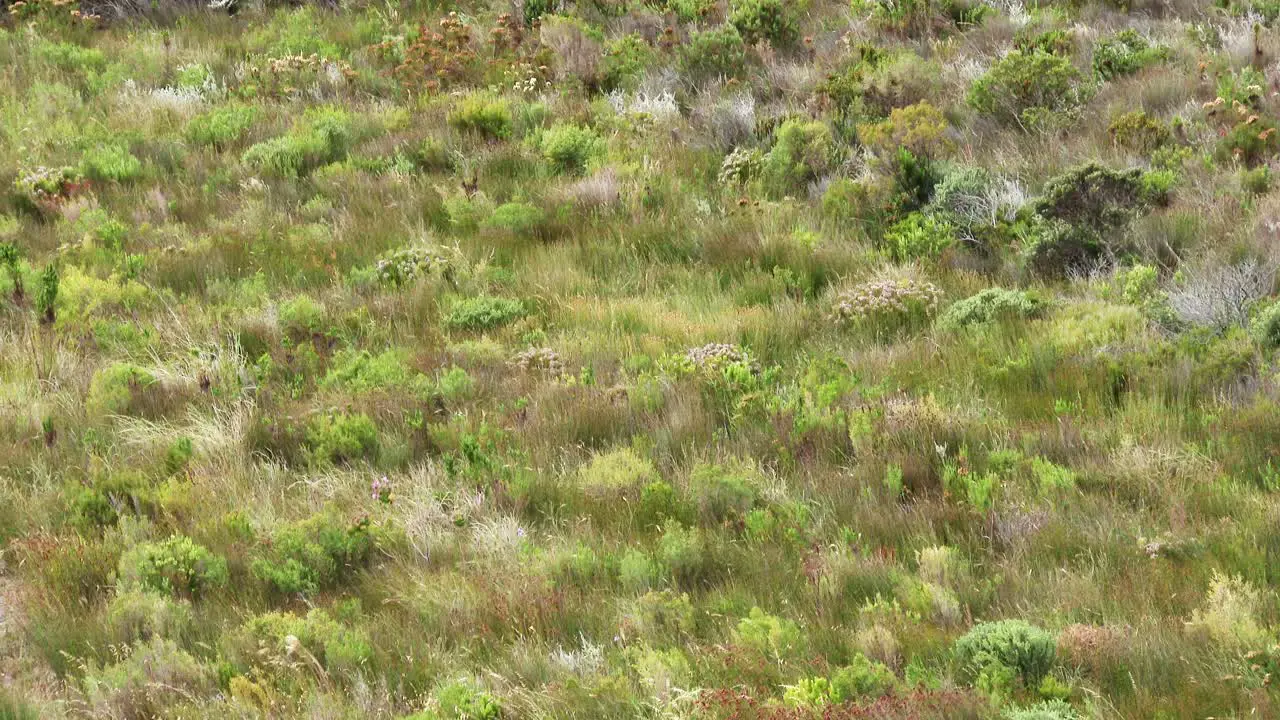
(831, 278), (943, 324)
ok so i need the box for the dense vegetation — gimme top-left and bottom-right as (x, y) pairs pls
(3, 0), (1280, 717)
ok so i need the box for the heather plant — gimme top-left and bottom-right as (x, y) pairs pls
(448, 94), (513, 140)
(1107, 110), (1172, 155)
(540, 123), (604, 175)
(679, 25), (748, 81)
(729, 0), (798, 47)
(883, 212), (957, 261)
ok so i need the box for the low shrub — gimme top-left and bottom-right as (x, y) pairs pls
(250, 513), (375, 595)
(80, 143), (143, 183)
(305, 412), (379, 465)
(541, 123), (603, 175)
(233, 608), (373, 674)
(579, 448), (660, 498)
(954, 619), (1056, 686)
(884, 212), (957, 261)
(445, 295), (525, 331)
(186, 103), (257, 148)
(679, 25), (748, 81)
(1251, 300), (1280, 349)
(939, 288), (1045, 330)
(763, 119), (839, 197)
(968, 50), (1087, 126)
(831, 277), (943, 331)
(1091, 30), (1168, 80)
(117, 536), (228, 600)
(449, 95), (513, 140)
(730, 0), (798, 47)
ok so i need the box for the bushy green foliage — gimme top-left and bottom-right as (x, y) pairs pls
(445, 295), (525, 331)
(485, 202), (546, 238)
(87, 363), (158, 416)
(1091, 30), (1169, 80)
(186, 103), (257, 148)
(763, 119), (838, 197)
(968, 50), (1086, 125)
(730, 0), (798, 46)
(735, 606), (804, 659)
(884, 212), (957, 260)
(1107, 110), (1172, 155)
(250, 513), (374, 595)
(242, 106), (353, 176)
(579, 448), (660, 497)
(117, 536), (228, 600)
(234, 608), (372, 673)
(541, 123), (603, 175)
(434, 679), (502, 719)
(1005, 700), (1081, 720)
(1251, 301), (1280, 349)
(954, 619), (1057, 686)
(939, 288), (1045, 330)
(679, 25), (748, 80)
(305, 412), (379, 464)
(80, 143), (143, 183)
(449, 95), (513, 140)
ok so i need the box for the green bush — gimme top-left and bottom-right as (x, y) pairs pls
(445, 295), (525, 331)
(763, 119), (838, 197)
(305, 412), (379, 464)
(601, 34), (654, 91)
(278, 294), (326, 337)
(830, 653), (897, 700)
(954, 619), (1056, 686)
(939, 288), (1045, 330)
(242, 107), (353, 177)
(484, 202), (546, 238)
(117, 536), (228, 600)
(250, 513), (374, 595)
(968, 50), (1086, 125)
(434, 679), (502, 720)
(234, 609), (372, 673)
(884, 212), (956, 261)
(1091, 30), (1168, 80)
(87, 363), (159, 417)
(679, 25), (748, 81)
(70, 471), (156, 529)
(1251, 301), (1280, 349)
(541, 123), (603, 175)
(730, 0), (798, 46)
(579, 448), (660, 498)
(186, 103), (257, 148)
(80, 143), (143, 183)
(449, 95), (513, 140)
(1107, 110), (1171, 155)
(1217, 115), (1280, 167)
(735, 606), (804, 659)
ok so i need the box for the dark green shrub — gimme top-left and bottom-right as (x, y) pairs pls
(1034, 162), (1146, 232)
(954, 619), (1056, 686)
(830, 653), (897, 700)
(1217, 115), (1280, 166)
(448, 95), (513, 140)
(679, 25), (748, 81)
(36, 264), (58, 324)
(250, 513), (374, 595)
(968, 51), (1086, 126)
(117, 536), (228, 600)
(305, 412), (379, 464)
(938, 288), (1045, 330)
(444, 296), (525, 331)
(1091, 30), (1169, 80)
(87, 363), (158, 417)
(730, 0), (798, 47)
(70, 471), (156, 529)
(1014, 29), (1073, 56)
